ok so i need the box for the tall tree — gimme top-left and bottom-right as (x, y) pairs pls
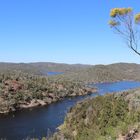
(109, 8), (140, 56)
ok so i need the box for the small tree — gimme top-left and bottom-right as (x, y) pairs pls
(109, 8), (140, 56)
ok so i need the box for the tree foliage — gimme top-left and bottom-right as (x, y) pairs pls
(109, 8), (140, 56)
(0, 71), (95, 113)
(50, 91), (140, 140)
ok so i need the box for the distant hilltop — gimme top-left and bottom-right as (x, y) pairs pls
(0, 62), (92, 75)
(0, 62), (140, 83)
(44, 62), (140, 83)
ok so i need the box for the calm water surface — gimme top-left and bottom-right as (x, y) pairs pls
(0, 81), (140, 140)
(47, 72), (64, 76)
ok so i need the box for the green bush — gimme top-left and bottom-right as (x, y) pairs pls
(51, 92), (140, 140)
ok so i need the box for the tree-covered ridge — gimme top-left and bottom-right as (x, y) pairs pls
(51, 89), (140, 140)
(0, 71), (96, 114)
(51, 63), (140, 83)
(1, 63), (140, 83)
(0, 62), (91, 75)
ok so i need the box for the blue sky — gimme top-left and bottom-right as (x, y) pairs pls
(0, 0), (140, 64)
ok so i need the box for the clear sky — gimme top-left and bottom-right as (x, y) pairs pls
(0, 0), (140, 64)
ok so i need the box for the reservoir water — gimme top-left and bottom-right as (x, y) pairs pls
(0, 81), (140, 140)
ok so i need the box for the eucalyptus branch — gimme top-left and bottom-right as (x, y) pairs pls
(109, 8), (140, 56)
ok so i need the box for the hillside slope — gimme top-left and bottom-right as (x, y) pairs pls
(1, 62), (140, 83)
(0, 62), (140, 83)
(52, 63), (140, 83)
(51, 88), (140, 140)
(0, 62), (91, 75)
(0, 71), (96, 114)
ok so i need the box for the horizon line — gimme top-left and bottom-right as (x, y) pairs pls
(0, 61), (139, 66)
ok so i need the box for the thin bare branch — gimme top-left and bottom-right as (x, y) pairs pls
(109, 8), (140, 56)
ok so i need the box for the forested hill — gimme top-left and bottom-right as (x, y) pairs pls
(0, 62), (91, 75)
(51, 63), (140, 83)
(0, 62), (140, 83)
(51, 88), (140, 140)
(29, 62), (92, 75)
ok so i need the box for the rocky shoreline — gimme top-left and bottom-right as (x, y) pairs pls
(0, 85), (97, 114)
(18, 87), (97, 110)
(1, 78), (137, 115)
(19, 87), (97, 109)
